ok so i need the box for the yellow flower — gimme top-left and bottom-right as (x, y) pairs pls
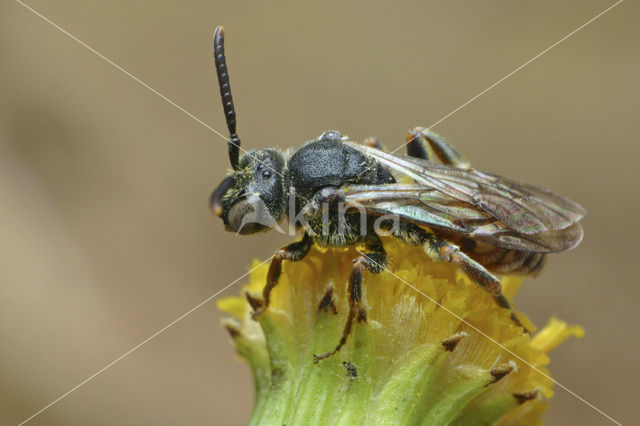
(218, 239), (583, 425)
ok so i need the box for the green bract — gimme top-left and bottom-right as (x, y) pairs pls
(218, 241), (583, 425)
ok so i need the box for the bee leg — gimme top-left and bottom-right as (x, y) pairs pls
(363, 136), (384, 150)
(314, 238), (387, 362)
(425, 234), (527, 331)
(250, 233), (313, 318)
(406, 127), (470, 169)
(393, 224), (526, 331)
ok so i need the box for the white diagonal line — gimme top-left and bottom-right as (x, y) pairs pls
(388, 0), (624, 157)
(13, 0), (220, 140)
(17, 255), (274, 425)
(13, 0), (624, 423)
(358, 250), (622, 425)
(14, 0), (284, 179)
(394, 0), (624, 154)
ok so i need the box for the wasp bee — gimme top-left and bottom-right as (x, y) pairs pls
(209, 26), (585, 361)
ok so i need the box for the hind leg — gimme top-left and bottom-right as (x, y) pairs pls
(405, 127), (470, 169)
(392, 223), (525, 330)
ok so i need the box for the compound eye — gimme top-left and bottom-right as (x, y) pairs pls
(262, 170), (272, 179)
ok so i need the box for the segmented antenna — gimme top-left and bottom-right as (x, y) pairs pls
(213, 26), (241, 170)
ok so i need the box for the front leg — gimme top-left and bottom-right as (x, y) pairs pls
(251, 233), (313, 318)
(314, 237), (387, 362)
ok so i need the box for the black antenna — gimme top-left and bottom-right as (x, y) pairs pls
(213, 25), (241, 170)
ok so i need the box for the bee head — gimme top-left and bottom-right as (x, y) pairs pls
(210, 149), (286, 235)
(209, 27), (286, 234)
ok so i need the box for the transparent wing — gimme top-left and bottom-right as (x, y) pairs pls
(343, 142), (585, 252)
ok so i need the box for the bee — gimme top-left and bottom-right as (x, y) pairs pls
(209, 26), (585, 361)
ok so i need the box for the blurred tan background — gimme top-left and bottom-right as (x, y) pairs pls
(1, 0), (638, 424)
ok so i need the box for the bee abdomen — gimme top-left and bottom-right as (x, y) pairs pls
(459, 239), (546, 276)
(485, 250), (546, 276)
